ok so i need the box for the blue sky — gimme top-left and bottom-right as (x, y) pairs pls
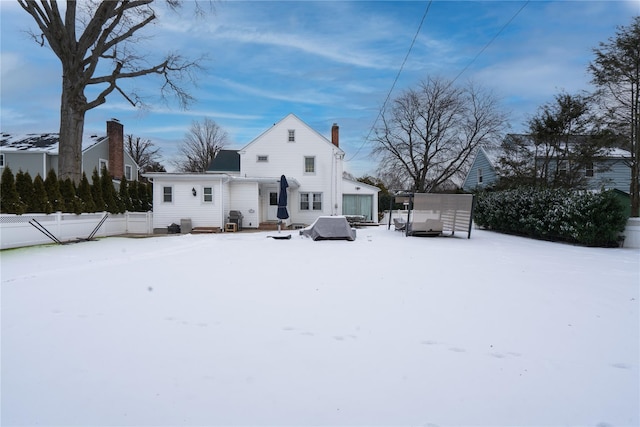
(1, 1), (638, 177)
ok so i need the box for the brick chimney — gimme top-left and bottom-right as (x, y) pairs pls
(107, 119), (124, 178)
(331, 123), (339, 147)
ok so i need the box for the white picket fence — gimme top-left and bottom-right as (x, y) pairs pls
(0, 211), (153, 250)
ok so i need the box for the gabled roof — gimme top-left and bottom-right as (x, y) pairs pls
(0, 132), (106, 153)
(207, 150), (240, 173)
(342, 177), (381, 193)
(477, 145), (503, 168)
(239, 113), (344, 154)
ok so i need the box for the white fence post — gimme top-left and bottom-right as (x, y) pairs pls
(623, 217), (640, 249)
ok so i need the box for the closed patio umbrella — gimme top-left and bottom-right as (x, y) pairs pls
(276, 175), (289, 232)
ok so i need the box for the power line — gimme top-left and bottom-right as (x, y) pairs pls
(450, 0), (529, 86)
(347, 0), (529, 164)
(347, 0), (432, 162)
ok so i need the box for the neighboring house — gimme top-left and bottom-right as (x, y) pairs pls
(144, 113), (380, 231)
(0, 119), (140, 183)
(463, 134), (633, 193)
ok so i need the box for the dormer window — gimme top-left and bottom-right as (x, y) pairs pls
(288, 129), (295, 142)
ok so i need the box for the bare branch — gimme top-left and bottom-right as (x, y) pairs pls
(17, 0), (212, 182)
(374, 76), (507, 192)
(174, 118), (228, 172)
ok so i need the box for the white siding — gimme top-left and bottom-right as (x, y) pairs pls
(240, 114), (344, 224)
(150, 176), (225, 230)
(228, 181), (259, 228)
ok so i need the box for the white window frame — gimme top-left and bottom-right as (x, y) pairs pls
(257, 155), (268, 162)
(125, 164), (133, 180)
(304, 156), (315, 174)
(300, 193), (309, 210)
(300, 192), (322, 211)
(585, 162), (594, 178)
(203, 186), (213, 203)
(288, 129), (295, 142)
(99, 159), (109, 175)
(312, 193), (322, 210)
(162, 186), (173, 203)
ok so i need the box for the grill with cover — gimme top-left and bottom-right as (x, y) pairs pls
(228, 210), (244, 231)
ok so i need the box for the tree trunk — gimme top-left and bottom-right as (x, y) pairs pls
(58, 73), (87, 184)
(631, 165), (639, 217)
(632, 82), (640, 217)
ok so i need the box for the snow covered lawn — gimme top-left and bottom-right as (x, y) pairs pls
(2, 227), (638, 426)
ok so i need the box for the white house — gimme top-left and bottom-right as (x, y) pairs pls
(145, 114), (379, 232)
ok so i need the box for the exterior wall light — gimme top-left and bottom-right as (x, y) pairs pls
(192, 187), (197, 197)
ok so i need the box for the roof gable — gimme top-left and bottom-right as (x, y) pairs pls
(342, 178), (381, 193)
(240, 113), (344, 154)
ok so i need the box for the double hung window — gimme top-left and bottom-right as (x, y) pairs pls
(300, 192), (322, 210)
(203, 187), (213, 202)
(304, 156), (315, 174)
(163, 186), (173, 203)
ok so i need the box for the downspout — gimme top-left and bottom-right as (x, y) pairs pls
(220, 174), (231, 229)
(331, 149), (336, 215)
(220, 177), (224, 228)
(146, 176), (154, 232)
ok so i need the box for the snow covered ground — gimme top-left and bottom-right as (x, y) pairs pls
(2, 226), (638, 426)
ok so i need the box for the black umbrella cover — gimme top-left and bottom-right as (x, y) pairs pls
(277, 175), (289, 220)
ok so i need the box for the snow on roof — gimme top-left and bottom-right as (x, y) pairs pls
(478, 134), (632, 165)
(0, 132), (106, 153)
(480, 145), (504, 167)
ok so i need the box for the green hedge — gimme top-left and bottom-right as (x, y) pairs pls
(0, 166), (152, 215)
(474, 187), (628, 247)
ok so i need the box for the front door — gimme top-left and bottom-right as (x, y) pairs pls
(267, 188), (278, 221)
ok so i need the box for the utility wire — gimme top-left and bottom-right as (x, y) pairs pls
(450, 0), (529, 86)
(347, 0), (432, 162)
(348, 0), (529, 164)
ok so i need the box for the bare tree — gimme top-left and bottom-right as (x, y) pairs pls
(174, 118), (228, 172)
(18, 1), (207, 183)
(589, 16), (640, 217)
(125, 134), (163, 176)
(373, 76), (508, 192)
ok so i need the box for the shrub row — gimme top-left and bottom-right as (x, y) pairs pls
(473, 187), (628, 247)
(1, 166), (152, 215)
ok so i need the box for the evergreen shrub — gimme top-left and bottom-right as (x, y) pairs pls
(474, 187), (628, 247)
(0, 168), (152, 215)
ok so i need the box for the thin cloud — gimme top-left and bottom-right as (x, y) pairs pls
(1, 1), (635, 177)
